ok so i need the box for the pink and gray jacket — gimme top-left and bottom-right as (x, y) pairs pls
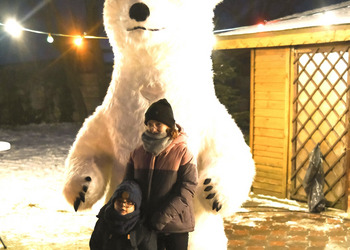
(124, 129), (198, 233)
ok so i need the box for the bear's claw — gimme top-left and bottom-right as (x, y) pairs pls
(206, 193), (216, 199)
(203, 178), (222, 212)
(74, 197), (81, 212)
(73, 176), (91, 212)
(212, 199), (222, 212)
(203, 178), (211, 185)
(79, 191), (85, 202)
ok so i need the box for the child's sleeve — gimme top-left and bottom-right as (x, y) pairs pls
(89, 217), (104, 250)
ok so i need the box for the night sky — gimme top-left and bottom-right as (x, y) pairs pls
(0, 0), (349, 64)
(214, 0), (349, 30)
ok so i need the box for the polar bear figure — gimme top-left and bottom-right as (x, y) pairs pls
(63, 0), (255, 249)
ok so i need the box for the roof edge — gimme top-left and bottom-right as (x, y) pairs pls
(214, 23), (350, 50)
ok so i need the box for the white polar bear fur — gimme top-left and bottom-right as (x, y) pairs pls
(63, 0), (255, 249)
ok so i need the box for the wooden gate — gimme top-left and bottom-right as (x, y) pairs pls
(291, 45), (350, 210)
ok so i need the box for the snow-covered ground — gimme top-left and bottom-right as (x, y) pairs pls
(0, 123), (104, 250)
(1, 123), (349, 250)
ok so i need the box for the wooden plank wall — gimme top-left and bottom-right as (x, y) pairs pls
(250, 48), (291, 198)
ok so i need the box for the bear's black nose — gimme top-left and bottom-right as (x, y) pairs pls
(129, 3), (150, 22)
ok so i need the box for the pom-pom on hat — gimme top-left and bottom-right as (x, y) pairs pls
(144, 98), (175, 128)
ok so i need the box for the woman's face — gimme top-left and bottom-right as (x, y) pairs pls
(146, 120), (169, 134)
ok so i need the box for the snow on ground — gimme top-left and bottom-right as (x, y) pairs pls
(226, 192), (350, 233)
(0, 123), (104, 250)
(1, 123), (349, 249)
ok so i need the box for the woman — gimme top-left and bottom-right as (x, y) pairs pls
(124, 98), (198, 250)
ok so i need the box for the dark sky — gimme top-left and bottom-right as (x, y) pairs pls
(214, 0), (349, 30)
(0, 0), (349, 64)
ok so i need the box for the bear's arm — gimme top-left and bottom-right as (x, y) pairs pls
(63, 110), (114, 211)
(196, 105), (255, 217)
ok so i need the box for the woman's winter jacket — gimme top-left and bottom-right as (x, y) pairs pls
(124, 129), (198, 233)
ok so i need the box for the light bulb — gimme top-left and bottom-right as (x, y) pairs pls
(4, 19), (23, 38)
(74, 36), (83, 46)
(47, 34), (54, 43)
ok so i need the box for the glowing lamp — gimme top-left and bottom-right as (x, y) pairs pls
(257, 23), (265, 31)
(74, 36), (83, 46)
(4, 19), (23, 38)
(320, 11), (337, 26)
(0, 141), (11, 152)
(47, 34), (54, 43)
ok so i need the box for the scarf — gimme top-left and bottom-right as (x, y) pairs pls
(141, 130), (172, 155)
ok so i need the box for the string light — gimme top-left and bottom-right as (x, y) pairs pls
(319, 11), (337, 27)
(4, 19), (23, 38)
(257, 23), (265, 30)
(47, 33), (54, 43)
(74, 35), (83, 46)
(0, 20), (108, 44)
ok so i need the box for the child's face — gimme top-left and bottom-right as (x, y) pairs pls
(114, 198), (135, 215)
(146, 120), (169, 134)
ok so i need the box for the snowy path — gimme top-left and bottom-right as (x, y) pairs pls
(0, 123), (103, 250)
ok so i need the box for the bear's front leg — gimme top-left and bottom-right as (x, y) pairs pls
(62, 112), (116, 211)
(197, 151), (255, 217)
(196, 110), (255, 217)
(63, 154), (114, 211)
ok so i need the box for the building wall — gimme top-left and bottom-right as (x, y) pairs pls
(215, 20), (350, 212)
(250, 47), (291, 198)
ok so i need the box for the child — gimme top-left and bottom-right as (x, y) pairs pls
(124, 99), (198, 250)
(90, 180), (156, 250)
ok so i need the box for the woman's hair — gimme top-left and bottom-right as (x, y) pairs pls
(167, 126), (179, 139)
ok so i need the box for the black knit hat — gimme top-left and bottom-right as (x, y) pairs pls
(144, 98), (175, 128)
